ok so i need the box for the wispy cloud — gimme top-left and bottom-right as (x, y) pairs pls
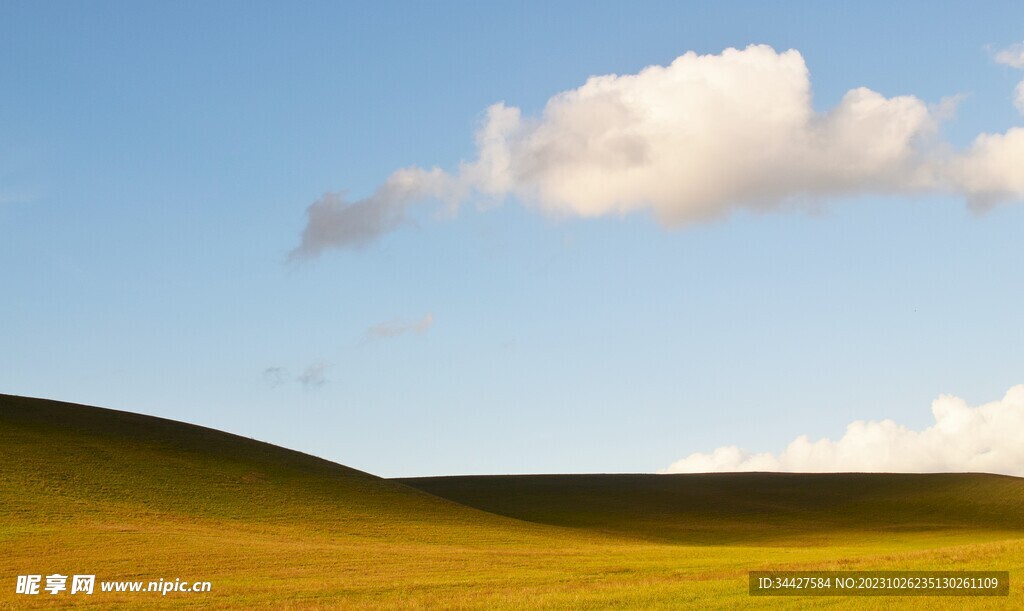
(262, 366), (288, 387)
(293, 44), (1024, 257)
(290, 171), (462, 259)
(297, 361), (329, 388)
(662, 385), (1024, 476)
(994, 42), (1024, 69)
(992, 43), (1024, 116)
(365, 313), (434, 340)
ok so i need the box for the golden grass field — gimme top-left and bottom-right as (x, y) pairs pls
(2, 393), (1022, 608)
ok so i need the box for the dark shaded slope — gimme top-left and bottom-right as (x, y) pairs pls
(399, 472), (1024, 544)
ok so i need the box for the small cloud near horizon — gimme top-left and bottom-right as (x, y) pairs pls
(262, 366), (288, 387)
(662, 384), (1024, 477)
(297, 361), (329, 388)
(365, 313), (434, 340)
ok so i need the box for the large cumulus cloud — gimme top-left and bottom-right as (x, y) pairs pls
(292, 45), (1024, 257)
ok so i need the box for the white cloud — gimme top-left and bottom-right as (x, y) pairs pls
(482, 51), (942, 223)
(366, 313), (434, 340)
(994, 43), (1024, 69)
(993, 43), (1024, 117)
(662, 385), (1024, 476)
(294, 45), (1024, 256)
(953, 128), (1024, 208)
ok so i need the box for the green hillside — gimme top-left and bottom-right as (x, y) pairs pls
(3, 393), (1023, 608)
(0, 393), (535, 541)
(0, 393), (599, 607)
(400, 472), (1024, 544)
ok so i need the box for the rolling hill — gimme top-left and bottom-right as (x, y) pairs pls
(0, 392), (533, 540)
(3, 393), (1023, 608)
(399, 472), (1024, 545)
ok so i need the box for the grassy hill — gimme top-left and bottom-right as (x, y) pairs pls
(399, 473), (1024, 545)
(0, 393), (534, 540)
(3, 393), (1023, 608)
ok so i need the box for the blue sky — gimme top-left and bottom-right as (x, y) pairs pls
(2, 1), (1023, 477)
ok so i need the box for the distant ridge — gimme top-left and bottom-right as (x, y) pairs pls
(399, 472), (1024, 544)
